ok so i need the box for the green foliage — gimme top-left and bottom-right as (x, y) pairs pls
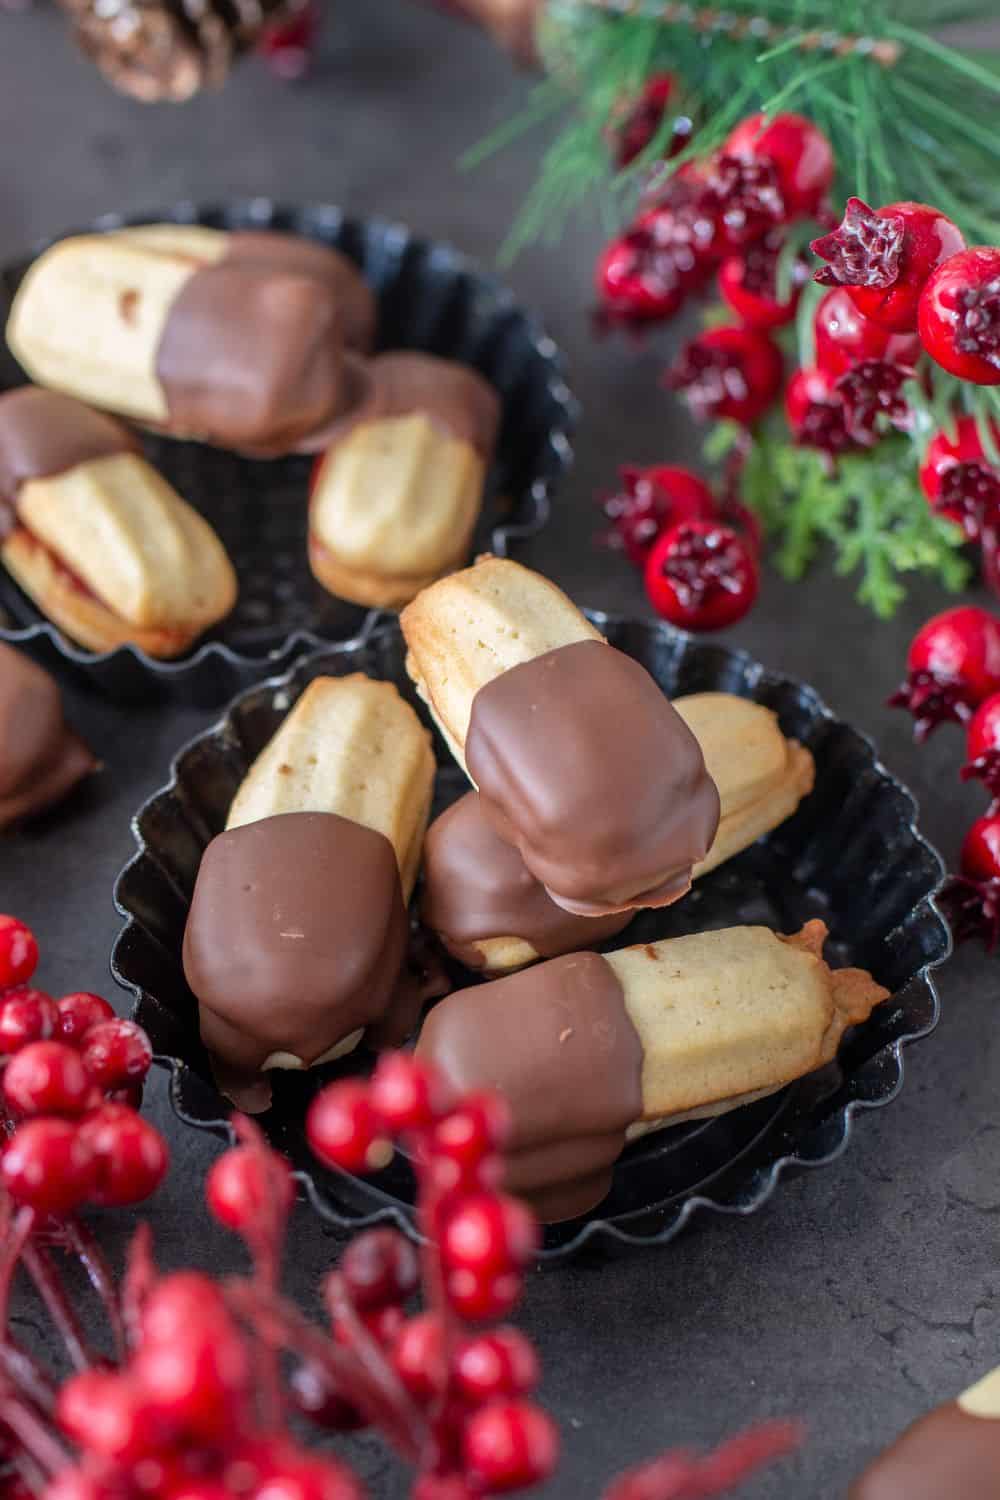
(476, 0), (1000, 259)
(709, 420), (971, 617)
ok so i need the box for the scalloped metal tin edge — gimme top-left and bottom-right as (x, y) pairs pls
(110, 612), (951, 1261)
(0, 199), (577, 700)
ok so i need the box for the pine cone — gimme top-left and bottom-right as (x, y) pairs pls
(57, 0), (304, 101)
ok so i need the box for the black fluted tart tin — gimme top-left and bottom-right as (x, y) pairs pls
(0, 200), (576, 706)
(111, 612), (950, 1260)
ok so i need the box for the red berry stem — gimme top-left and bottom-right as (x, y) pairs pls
(120, 1221), (156, 1355)
(601, 1420), (802, 1499)
(0, 1373), (70, 1481)
(18, 1238), (94, 1374)
(0, 1204), (36, 1338)
(63, 1219), (125, 1361)
(0, 1337), (57, 1414)
(417, 1175), (462, 1474)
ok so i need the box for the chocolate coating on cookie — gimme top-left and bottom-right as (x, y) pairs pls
(319, 352), (500, 459)
(465, 639), (721, 916)
(223, 232), (376, 354)
(421, 791), (631, 967)
(850, 1400), (1000, 1499)
(0, 388), (140, 536)
(0, 643), (96, 828)
(183, 812), (414, 1088)
(416, 950), (644, 1219)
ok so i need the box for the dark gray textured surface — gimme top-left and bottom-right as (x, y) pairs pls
(1, 5), (998, 1495)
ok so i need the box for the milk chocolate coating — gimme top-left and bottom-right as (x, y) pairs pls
(0, 642), (96, 829)
(421, 791), (631, 967)
(318, 351), (500, 460)
(155, 264), (349, 454)
(183, 812), (416, 1093)
(223, 232), (377, 354)
(465, 640), (721, 916)
(416, 951), (644, 1220)
(0, 387), (140, 537)
(850, 1402), (1000, 1499)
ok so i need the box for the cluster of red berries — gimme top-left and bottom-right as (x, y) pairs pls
(256, 0), (319, 80)
(0, 916), (167, 1219)
(598, 465), (759, 632)
(889, 609), (1000, 950)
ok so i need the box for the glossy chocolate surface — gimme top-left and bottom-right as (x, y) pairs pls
(0, 641), (95, 827)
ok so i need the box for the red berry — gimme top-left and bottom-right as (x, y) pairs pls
(370, 1053), (449, 1132)
(724, 112), (834, 219)
(133, 1318), (251, 1443)
(918, 246), (1000, 385)
(596, 223), (688, 326)
(165, 1485), (234, 1500)
(56, 992), (116, 1046)
(812, 197), (965, 333)
(447, 1266), (524, 1324)
(610, 73), (683, 168)
(0, 988), (58, 1054)
(339, 1227), (419, 1311)
(252, 1454), (364, 1500)
(140, 1271), (232, 1345)
(784, 366), (856, 454)
(3, 1041), (91, 1117)
(889, 606), (1000, 740)
(966, 693), (1000, 764)
(962, 813), (1000, 881)
(411, 1479), (479, 1500)
(57, 1369), (160, 1461)
(813, 287), (921, 377)
(257, 0), (320, 82)
(79, 1103), (169, 1206)
(392, 1312), (447, 1402)
(1, 1117), (94, 1214)
(463, 1399), (560, 1494)
(0, 917), (38, 991)
(431, 1093), (512, 1170)
(206, 1142), (295, 1230)
(718, 236), (806, 329)
(79, 1019), (152, 1091)
(306, 1081), (390, 1174)
(441, 1192), (539, 1278)
(835, 359), (913, 446)
(920, 415), (1000, 540)
(42, 1470), (119, 1500)
(644, 519), (759, 632)
(599, 464), (715, 567)
(454, 1328), (540, 1406)
(697, 153), (786, 253)
(666, 326), (782, 425)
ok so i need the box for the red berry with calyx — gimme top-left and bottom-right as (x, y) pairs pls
(392, 1312), (447, 1402)
(813, 287), (921, 378)
(57, 1369), (160, 1461)
(1, 1116), (94, 1214)
(920, 415), (1000, 541)
(133, 1317), (251, 1442)
(0, 988), (58, 1054)
(645, 519), (759, 632)
(918, 246), (1000, 385)
(79, 1103), (169, 1206)
(307, 1081), (390, 1174)
(962, 693), (1000, 795)
(56, 991), (115, 1046)
(3, 1040), (90, 1117)
(724, 112), (834, 218)
(257, 0), (320, 82)
(697, 152), (786, 253)
(785, 366), (856, 455)
(962, 813), (1000, 882)
(206, 1142), (294, 1230)
(812, 197), (965, 333)
(339, 1227), (419, 1311)
(0, 916), (38, 991)
(666, 326), (782, 425)
(454, 1328), (541, 1406)
(835, 359), (913, 446)
(599, 464), (715, 567)
(252, 1453), (364, 1500)
(463, 1399), (560, 1494)
(595, 221), (689, 327)
(79, 1018), (152, 1091)
(370, 1052), (449, 1132)
(717, 235), (807, 329)
(611, 73), (687, 167)
(889, 606), (1000, 740)
(441, 1192), (539, 1278)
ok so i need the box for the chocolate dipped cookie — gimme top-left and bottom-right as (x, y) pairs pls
(309, 353), (500, 609)
(0, 387), (237, 657)
(417, 920), (887, 1220)
(850, 1365), (1000, 1499)
(6, 227), (374, 454)
(226, 674), (435, 900)
(0, 643), (96, 829)
(401, 556), (720, 916)
(421, 694), (814, 972)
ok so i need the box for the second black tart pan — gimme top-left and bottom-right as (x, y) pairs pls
(0, 200), (577, 706)
(111, 613), (950, 1261)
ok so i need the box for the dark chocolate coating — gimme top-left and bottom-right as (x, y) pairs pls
(223, 231), (377, 354)
(850, 1400), (1000, 1499)
(155, 263), (349, 453)
(465, 639), (721, 916)
(317, 351), (500, 459)
(416, 950), (644, 1220)
(0, 642), (96, 829)
(182, 812), (413, 1090)
(0, 387), (140, 537)
(421, 791), (631, 966)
